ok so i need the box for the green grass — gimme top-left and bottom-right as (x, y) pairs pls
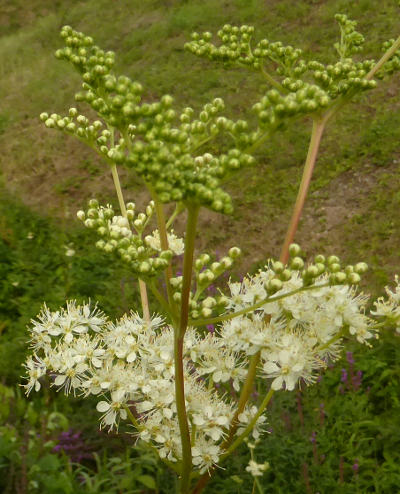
(2, 0), (398, 283)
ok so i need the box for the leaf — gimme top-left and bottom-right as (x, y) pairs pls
(137, 474), (156, 489)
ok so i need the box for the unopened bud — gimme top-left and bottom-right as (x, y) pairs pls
(354, 262), (368, 274)
(228, 247), (241, 258)
(348, 272), (361, 284)
(289, 243), (301, 256)
(290, 257), (304, 270)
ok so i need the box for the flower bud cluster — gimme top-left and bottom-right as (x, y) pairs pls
(185, 25), (255, 67)
(77, 199), (176, 277)
(185, 25), (306, 78)
(24, 304), (265, 472)
(183, 247), (241, 319)
(43, 26), (257, 215)
(334, 14), (365, 59)
(253, 84), (331, 127)
(123, 100), (255, 212)
(307, 58), (377, 99)
(186, 16), (381, 125)
(39, 109), (105, 146)
(379, 39), (400, 76)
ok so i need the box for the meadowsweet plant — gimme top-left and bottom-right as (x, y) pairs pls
(24, 15), (400, 494)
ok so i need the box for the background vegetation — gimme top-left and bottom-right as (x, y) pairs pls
(0, 0), (399, 492)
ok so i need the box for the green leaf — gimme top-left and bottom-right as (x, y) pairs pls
(137, 474), (156, 489)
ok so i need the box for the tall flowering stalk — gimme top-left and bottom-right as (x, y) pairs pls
(24, 14), (400, 494)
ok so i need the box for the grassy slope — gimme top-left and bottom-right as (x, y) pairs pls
(0, 0), (400, 292)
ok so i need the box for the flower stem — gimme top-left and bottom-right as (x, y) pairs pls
(260, 65), (286, 92)
(175, 203), (199, 494)
(123, 405), (181, 474)
(151, 191), (177, 315)
(279, 118), (326, 264)
(110, 163), (150, 323)
(139, 279), (151, 323)
(221, 388), (274, 460)
(189, 282), (330, 327)
(223, 353), (261, 445)
(191, 388), (274, 494)
(110, 163), (127, 217)
(366, 35), (400, 80)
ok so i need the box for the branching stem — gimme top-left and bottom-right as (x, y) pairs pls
(175, 204), (199, 494)
(110, 163), (150, 323)
(189, 282), (330, 327)
(280, 118), (326, 263)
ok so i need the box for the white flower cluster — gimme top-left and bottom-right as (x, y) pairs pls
(24, 302), (263, 472)
(246, 459), (270, 477)
(371, 275), (400, 333)
(221, 268), (376, 390)
(24, 265), (384, 471)
(144, 229), (184, 256)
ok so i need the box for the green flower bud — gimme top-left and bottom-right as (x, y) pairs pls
(289, 243), (301, 256)
(306, 265), (319, 278)
(267, 278), (283, 293)
(202, 297), (216, 308)
(139, 261), (151, 274)
(354, 262), (368, 274)
(221, 257), (233, 268)
(76, 210), (85, 221)
(280, 269), (292, 281)
(334, 272), (347, 284)
(347, 272), (361, 284)
(211, 262), (221, 272)
(173, 292), (182, 302)
(290, 257), (304, 270)
(45, 118), (56, 128)
(272, 261), (284, 273)
(201, 307), (213, 317)
(327, 255), (340, 265)
(228, 246), (241, 258)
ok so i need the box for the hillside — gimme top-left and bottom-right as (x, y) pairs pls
(0, 0), (400, 288)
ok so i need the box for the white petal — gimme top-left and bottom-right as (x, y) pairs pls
(97, 401), (111, 412)
(271, 376), (283, 390)
(54, 375), (66, 386)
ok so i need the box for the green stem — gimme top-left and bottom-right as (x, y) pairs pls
(190, 135), (214, 154)
(166, 203), (185, 229)
(110, 163), (127, 217)
(189, 282), (330, 327)
(190, 388), (274, 494)
(279, 118), (326, 264)
(222, 353), (261, 446)
(150, 190), (177, 313)
(149, 281), (177, 324)
(246, 130), (271, 155)
(260, 65), (286, 92)
(316, 328), (346, 352)
(366, 35), (400, 80)
(110, 162), (151, 323)
(175, 204), (199, 494)
(123, 405), (181, 474)
(221, 388), (274, 460)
